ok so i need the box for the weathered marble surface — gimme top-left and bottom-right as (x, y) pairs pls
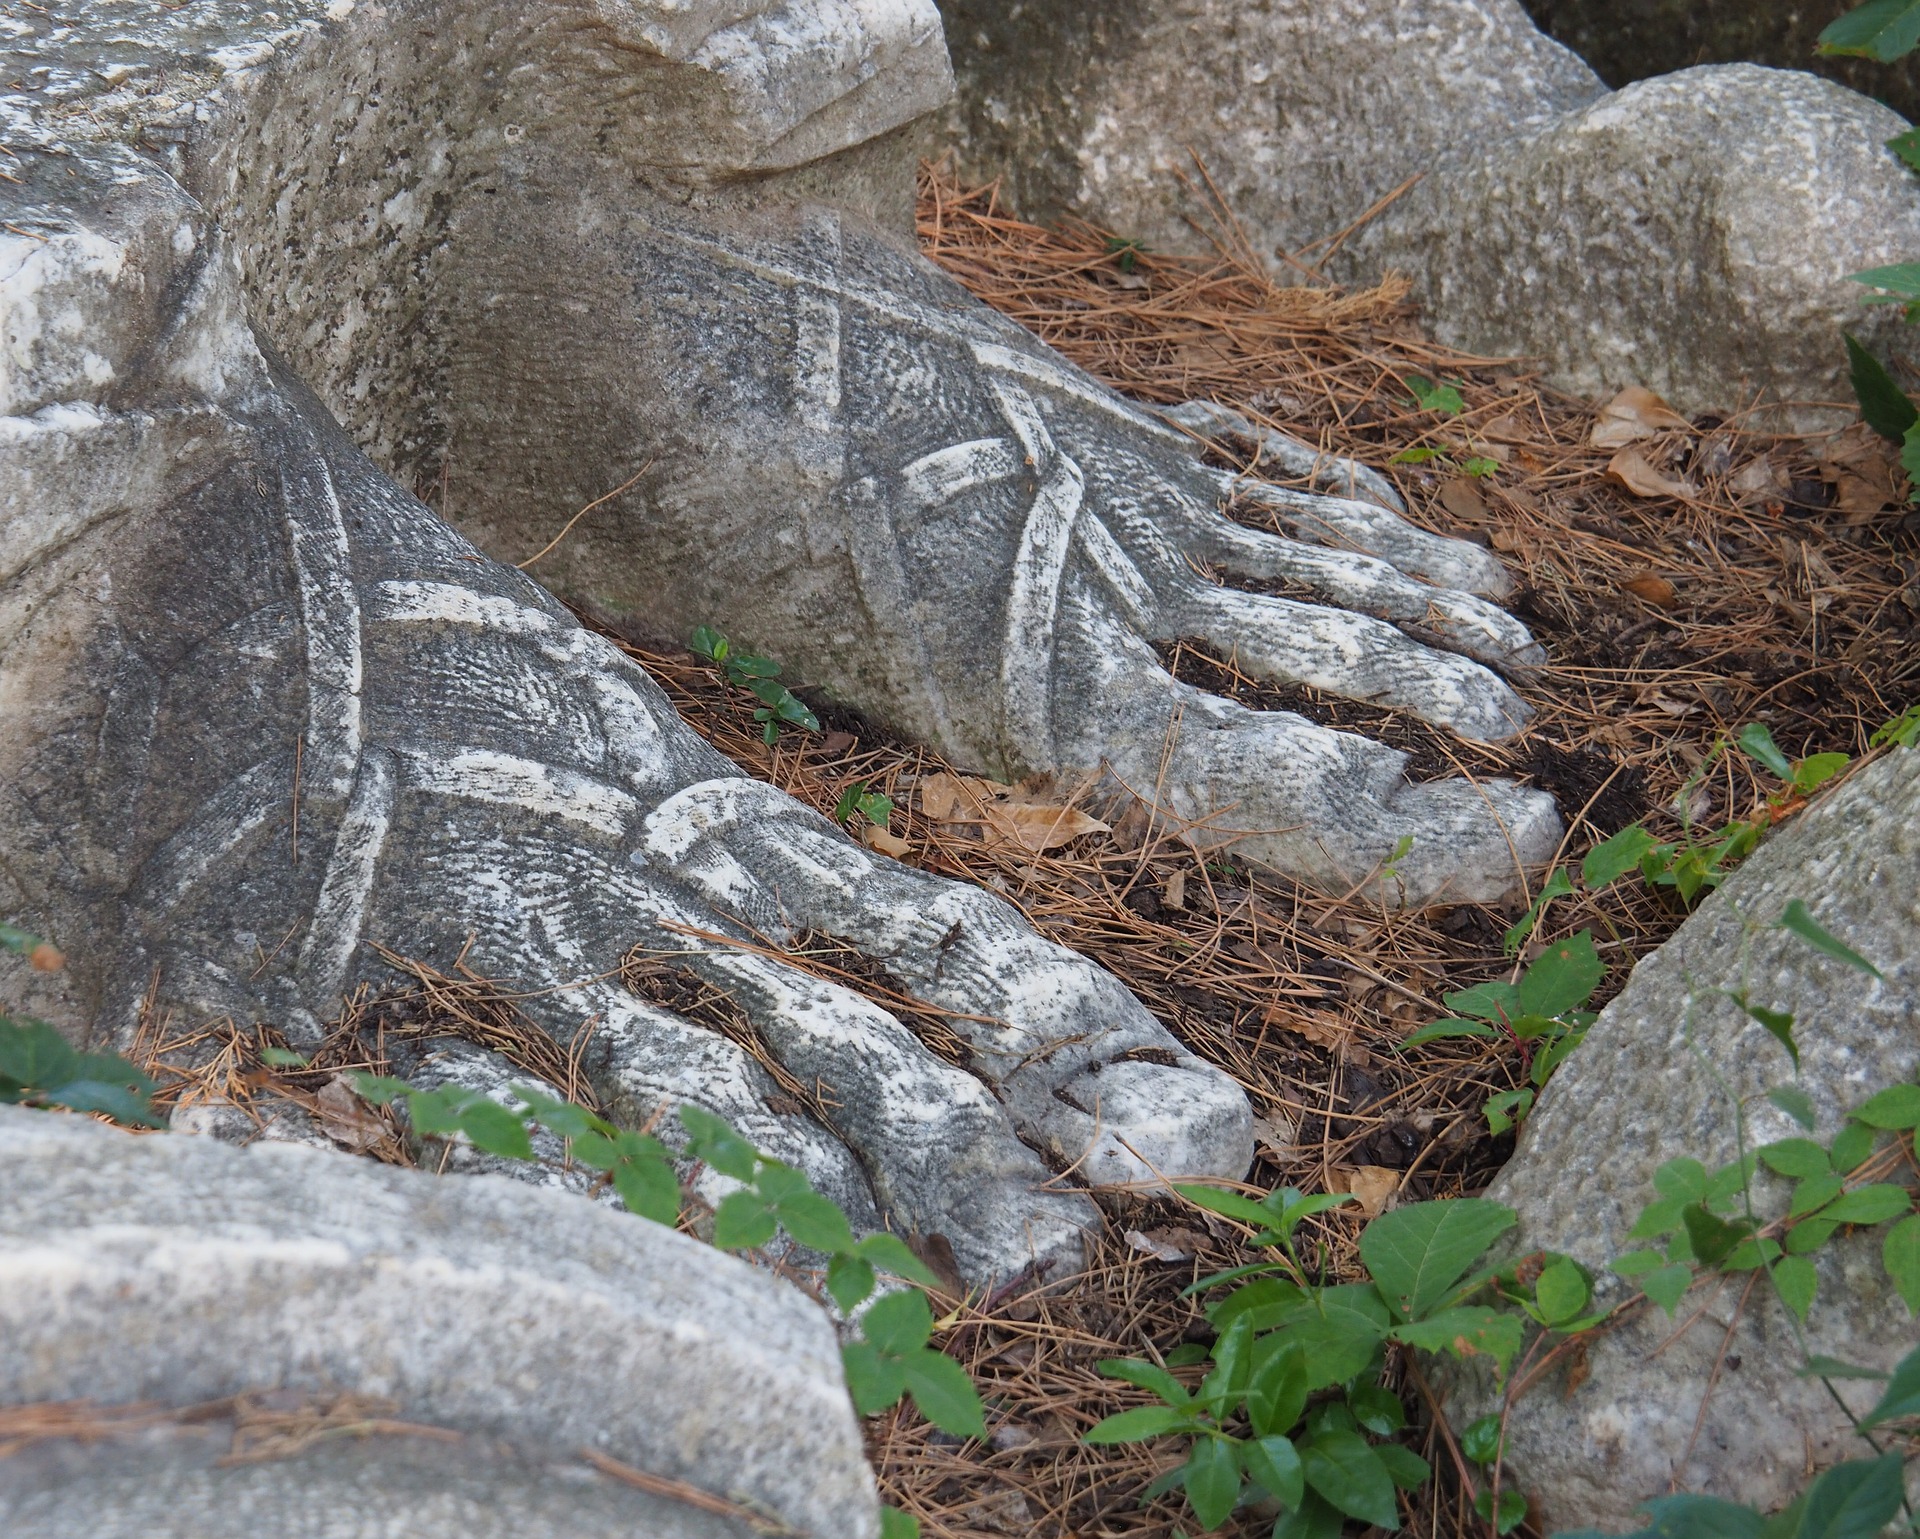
(1473, 748), (1920, 1526)
(935, 0), (1920, 419)
(0, 1106), (868, 1538)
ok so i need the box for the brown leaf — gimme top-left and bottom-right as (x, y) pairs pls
(1620, 573), (1678, 610)
(914, 771), (1108, 853)
(860, 824), (914, 859)
(1261, 1003), (1347, 1052)
(1162, 868), (1187, 911)
(1438, 476), (1490, 522)
(817, 730), (857, 755)
(1251, 1111), (1297, 1157)
(1333, 1165), (1400, 1220)
(1606, 446), (1697, 501)
(1728, 454), (1788, 503)
(969, 1487), (1035, 1535)
(27, 942), (64, 972)
(1125, 1226), (1205, 1262)
(1590, 386), (1691, 448)
(1480, 411), (1536, 444)
(315, 1076), (389, 1154)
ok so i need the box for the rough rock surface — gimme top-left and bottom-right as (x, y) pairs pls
(0, 1106), (870, 1538)
(936, 0), (1920, 417)
(1471, 747), (1920, 1527)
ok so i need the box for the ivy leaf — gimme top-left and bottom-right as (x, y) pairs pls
(0, 1018), (77, 1089)
(1682, 1204), (1751, 1266)
(1300, 1429), (1400, 1528)
(1792, 1169), (1846, 1218)
(1830, 1121), (1877, 1173)
(1883, 1216), (1920, 1314)
(1534, 1257), (1592, 1326)
(1653, 1157), (1709, 1202)
(1459, 1414), (1503, 1466)
(1758, 1139), (1830, 1180)
(1772, 1254), (1818, 1322)
(1777, 901), (1883, 980)
(1850, 1083), (1920, 1130)
(1240, 1434), (1305, 1506)
(841, 1340), (907, 1416)
(606, 1147), (680, 1225)
(1858, 1346), (1920, 1430)
(1405, 375), (1465, 416)
(1640, 1262), (1695, 1316)
(1359, 1199), (1518, 1321)
(1790, 1453), (1905, 1537)
(901, 1347), (987, 1439)
(771, 1189), (857, 1255)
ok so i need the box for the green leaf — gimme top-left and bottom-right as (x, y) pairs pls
(1901, 417), (1920, 492)
(1640, 1263), (1695, 1316)
(607, 1149), (680, 1225)
(676, 1103), (759, 1180)
(1704, 1153), (1759, 1209)
(1484, 1088), (1533, 1136)
(412, 1090), (533, 1161)
(1728, 993), (1798, 1070)
(1373, 1443), (1429, 1491)
(1400, 1017), (1497, 1049)
(1271, 1286), (1391, 1389)
(879, 1505), (920, 1539)
(1791, 1453), (1905, 1537)
(1627, 1197), (1686, 1241)
(828, 1254), (877, 1314)
(1859, 1345), (1920, 1429)
(1175, 1183), (1289, 1231)
(1164, 1342), (1212, 1367)
(841, 1340), (907, 1416)
(1682, 1204), (1751, 1265)
(1443, 980), (1521, 1023)
(1517, 930), (1603, 1018)
(1475, 1488), (1529, 1535)
(1819, 0), (1920, 61)
(1721, 1236), (1783, 1272)
(711, 1189), (778, 1249)
(0, 921), (46, 957)
(1198, 1314), (1254, 1416)
(862, 1288), (934, 1355)
(900, 1347), (986, 1439)
(1790, 1173), (1844, 1218)
(1244, 1339), (1306, 1436)
(0, 1017), (77, 1089)
(1851, 1083), (1920, 1129)
(1272, 1490), (1344, 1539)
(1583, 826), (1659, 890)
(258, 1046), (310, 1068)
(1611, 1248), (1667, 1278)
(508, 1086), (606, 1142)
(1770, 1254), (1818, 1323)
(1241, 1434), (1304, 1506)
(1209, 1277), (1308, 1331)
(1786, 1219), (1841, 1255)
(1883, 1216), (1920, 1313)
(41, 1079), (165, 1128)
(1793, 753), (1851, 795)
(1777, 901), (1883, 979)
(349, 1073), (415, 1106)
(1460, 1413), (1503, 1466)
(1758, 1139), (1831, 1180)
(1830, 1120), (1877, 1173)
(689, 625), (727, 660)
(1460, 456), (1500, 479)
(1300, 1429), (1399, 1528)
(1768, 1085), (1818, 1132)
(1654, 1157), (1709, 1202)
(1390, 446), (1446, 465)
(1406, 376), (1465, 416)
(1100, 1357), (1194, 1408)
(1359, 1198), (1519, 1321)
(854, 1233), (942, 1290)
(1346, 1383), (1406, 1436)
(1183, 1434), (1242, 1531)
(1504, 867), (1574, 953)
(1822, 1184), (1911, 1225)
(1800, 1356), (1889, 1380)
(1534, 1257), (1592, 1326)
(1851, 332), (1920, 439)
(1082, 1405), (1202, 1444)
(1390, 1307), (1525, 1373)
(1734, 723), (1794, 781)
(1620, 1494), (1765, 1539)
(1870, 704), (1920, 749)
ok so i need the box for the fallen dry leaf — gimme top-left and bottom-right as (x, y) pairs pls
(1479, 411), (1536, 444)
(1126, 1226), (1205, 1262)
(915, 771), (1109, 853)
(1162, 868), (1187, 910)
(315, 1075), (389, 1154)
(860, 824), (913, 859)
(1334, 1165), (1400, 1220)
(1606, 446), (1697, 501)
(1251, 1111), (1297, 1157)
(1590, 385), (1691, 449)
(968, 1487), (1035, 1536)
(1620, 573), (1679, 610)
(1261, 1002), (1347, 1052)
(1438, 476), (1490, 522)
(1728, 454), (1789, 504)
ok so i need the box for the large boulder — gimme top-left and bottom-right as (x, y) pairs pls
(1472, 746), (1920, 1527)
(935, 0), (1920, 419)
(0, 1105), (877, 1538)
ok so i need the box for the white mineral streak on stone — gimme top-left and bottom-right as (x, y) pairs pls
(295, 747), (395, 1004)
(398, 748), (640, 837)
(130, 758), (289, 916)
(900, 437), (1021, 503)
(1158, 400), (1409, 516)
(281, 451), (363, 797)
(0, 225), (125, 415)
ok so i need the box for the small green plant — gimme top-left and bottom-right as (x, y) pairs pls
(351, 1075), (984, 1463)
(1404, 375), (1466, 416)
(1872, 703), (1920, 748)
(0, 926), (160, 1129)
(834, 780), (895, 832)
(1390, 445), (1499, 479)
(1105, 235), (1148, 274)
(689, 626), (820, 745)
(1403, 930), (1604, 1134)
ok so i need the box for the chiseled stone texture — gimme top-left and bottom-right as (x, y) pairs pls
(935, 0), (1920, 419)
(1470, 748), (1920, 1528)
(0, 1107), (876, 1539)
